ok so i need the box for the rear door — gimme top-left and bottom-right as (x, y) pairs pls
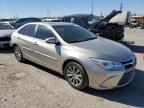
(17, 24), (37, 59)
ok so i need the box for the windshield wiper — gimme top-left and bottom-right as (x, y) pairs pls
(82, 37), (98, 41)
(69, 37), (97, 43)
(69, 40), (85, 43)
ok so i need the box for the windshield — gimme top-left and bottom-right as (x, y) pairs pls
(53, 25), (98, 43)
(87, 16), (100, 23)
(0, 23), (13, 30)
(82, 16), (101, 27)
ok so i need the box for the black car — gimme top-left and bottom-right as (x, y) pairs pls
(62, 10), (124, 41)
(15, 17), (41, 29)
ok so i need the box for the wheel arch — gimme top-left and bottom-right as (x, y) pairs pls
(62, 59), (89, 86)
(13, 43), (18, 47)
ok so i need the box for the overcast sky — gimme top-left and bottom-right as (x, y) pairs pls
(0, 0), (144, 18)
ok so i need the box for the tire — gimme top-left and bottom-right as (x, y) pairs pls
(14, 45), (25, 62)
(64, 62), (88, 90)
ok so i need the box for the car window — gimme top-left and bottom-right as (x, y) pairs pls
(36, 25), (55, 40)
(0, 23), (13, 30)
(18, 26), (26, 34)
(23, 25), (36, 37)
(63, 18), (71, 22)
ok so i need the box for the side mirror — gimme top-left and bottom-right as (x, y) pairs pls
(45, 37), (60, 44)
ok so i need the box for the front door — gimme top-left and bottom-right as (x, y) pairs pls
(31, 25), (61, 71)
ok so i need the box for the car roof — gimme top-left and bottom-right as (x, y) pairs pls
(16, 17), (41, 23)
(28, 22), (74, 26)
(63, 14), (94, 18)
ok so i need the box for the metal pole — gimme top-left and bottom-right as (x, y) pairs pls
(120, 2), (123, 11)
(92, 0), (94, 15)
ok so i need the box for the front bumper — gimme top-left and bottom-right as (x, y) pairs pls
(99, 69), (135, 90)
(85, 59), (136, 90)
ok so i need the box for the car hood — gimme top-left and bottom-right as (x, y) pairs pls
(109, 12), (131, 25)
(71, 37), (133, 62)
(0, 30), (14, 38)
(91, 10), (122, 27)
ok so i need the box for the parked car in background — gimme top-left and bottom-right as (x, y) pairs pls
(62, 10), (124, 41)
(8, 21), (16, 28)
(0, 22), (14, 48)
(130, 19), (139, 28)
(91, 10), (124, 41)
(130, 19), (144, 29)
(42, 18), (62, 22)
(62, 14), (100, 29)
(15, 17), (41, 28)
(131, 16), (144, 28)
(11, 22), (136, 90)
(0, 19), (16, 29)
(140, 21), (144, 29)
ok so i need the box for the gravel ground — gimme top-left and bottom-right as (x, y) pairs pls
(0, 28), (144, 108)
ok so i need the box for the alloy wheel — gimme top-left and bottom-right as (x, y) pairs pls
(66, 65), (83, 87)
(14, 46), (22, 61)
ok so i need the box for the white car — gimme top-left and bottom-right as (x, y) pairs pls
(0, 22), (14, 48)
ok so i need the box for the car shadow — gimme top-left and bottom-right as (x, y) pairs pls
(0, 47), (14, 54)
(24, 60), (144, 107)
(127, 44), (144, 53)
(121, 41), (144, 53)
(82, 69), (144, 107)
(24, 60), (65, 80)
(25, 61), (144, 107)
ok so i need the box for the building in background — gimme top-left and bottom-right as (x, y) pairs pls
(132, 16), (144, 22)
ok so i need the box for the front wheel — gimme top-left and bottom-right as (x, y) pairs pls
(14, 46), (25, 62)
(64, 62), (88, 90)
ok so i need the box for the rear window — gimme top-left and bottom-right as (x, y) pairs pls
(19, 24), (36, 37)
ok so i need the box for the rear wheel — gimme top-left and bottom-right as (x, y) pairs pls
(14, 46), (25, 62)
(64, 62), (88, 90)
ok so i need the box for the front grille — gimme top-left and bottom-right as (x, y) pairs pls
(118, 71), (133, 86)
(121, 59), (134, 70)
(0, 37), (10, 42)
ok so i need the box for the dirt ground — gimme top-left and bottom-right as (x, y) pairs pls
(0, 28), (144, 108)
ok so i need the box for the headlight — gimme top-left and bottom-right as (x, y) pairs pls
(90, 58), (123, 70)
